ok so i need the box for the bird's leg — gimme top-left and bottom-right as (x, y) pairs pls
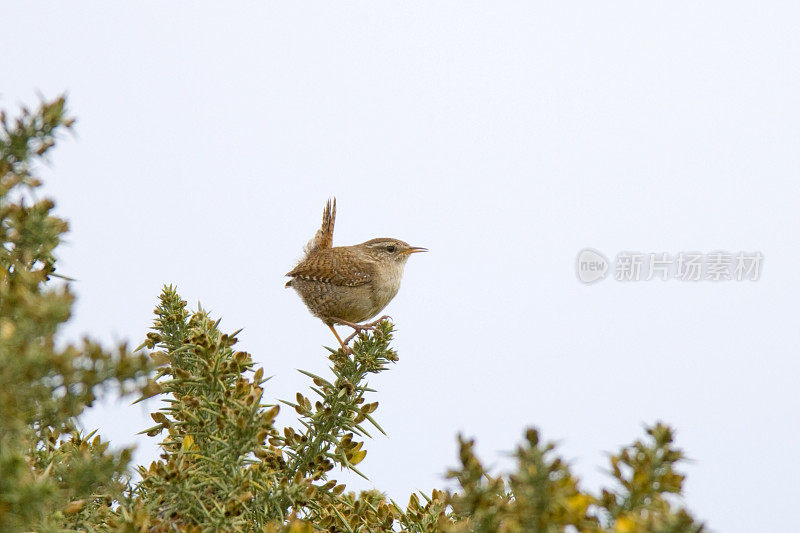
(327, 323), (350, 353)
(342, 330), (361, 346)
(334, 315), (393, 331)
(334, 315), (393, 345)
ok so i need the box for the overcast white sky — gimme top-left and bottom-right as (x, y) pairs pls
(3, 3), (800, 531)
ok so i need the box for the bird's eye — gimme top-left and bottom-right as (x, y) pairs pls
(386, 245), (396, 253)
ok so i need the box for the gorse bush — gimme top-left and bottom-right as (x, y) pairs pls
(0, 96), (706, 532)
(0, 97), (151, 532)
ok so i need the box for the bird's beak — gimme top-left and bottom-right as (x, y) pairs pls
(403, 246), (428, 255)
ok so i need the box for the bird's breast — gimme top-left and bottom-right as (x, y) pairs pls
(370, 261), (405, 312)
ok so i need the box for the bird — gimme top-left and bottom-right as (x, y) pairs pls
(285, 198), (426, 350)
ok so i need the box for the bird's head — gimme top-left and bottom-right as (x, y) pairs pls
(359, 238), (427, 264)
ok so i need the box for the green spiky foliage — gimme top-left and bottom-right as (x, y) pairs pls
(126, 287), (402, 531)
(437, 424), (704, 533)
(0, 97), (151, 532)
(1, 95), (705, 532)
(121, 294), (704, 533)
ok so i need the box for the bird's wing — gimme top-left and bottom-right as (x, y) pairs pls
(286, 248), (372, 287)
(304, 198), (336, 254)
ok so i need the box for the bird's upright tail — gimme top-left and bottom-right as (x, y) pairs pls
(304, 197), (336, 254)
